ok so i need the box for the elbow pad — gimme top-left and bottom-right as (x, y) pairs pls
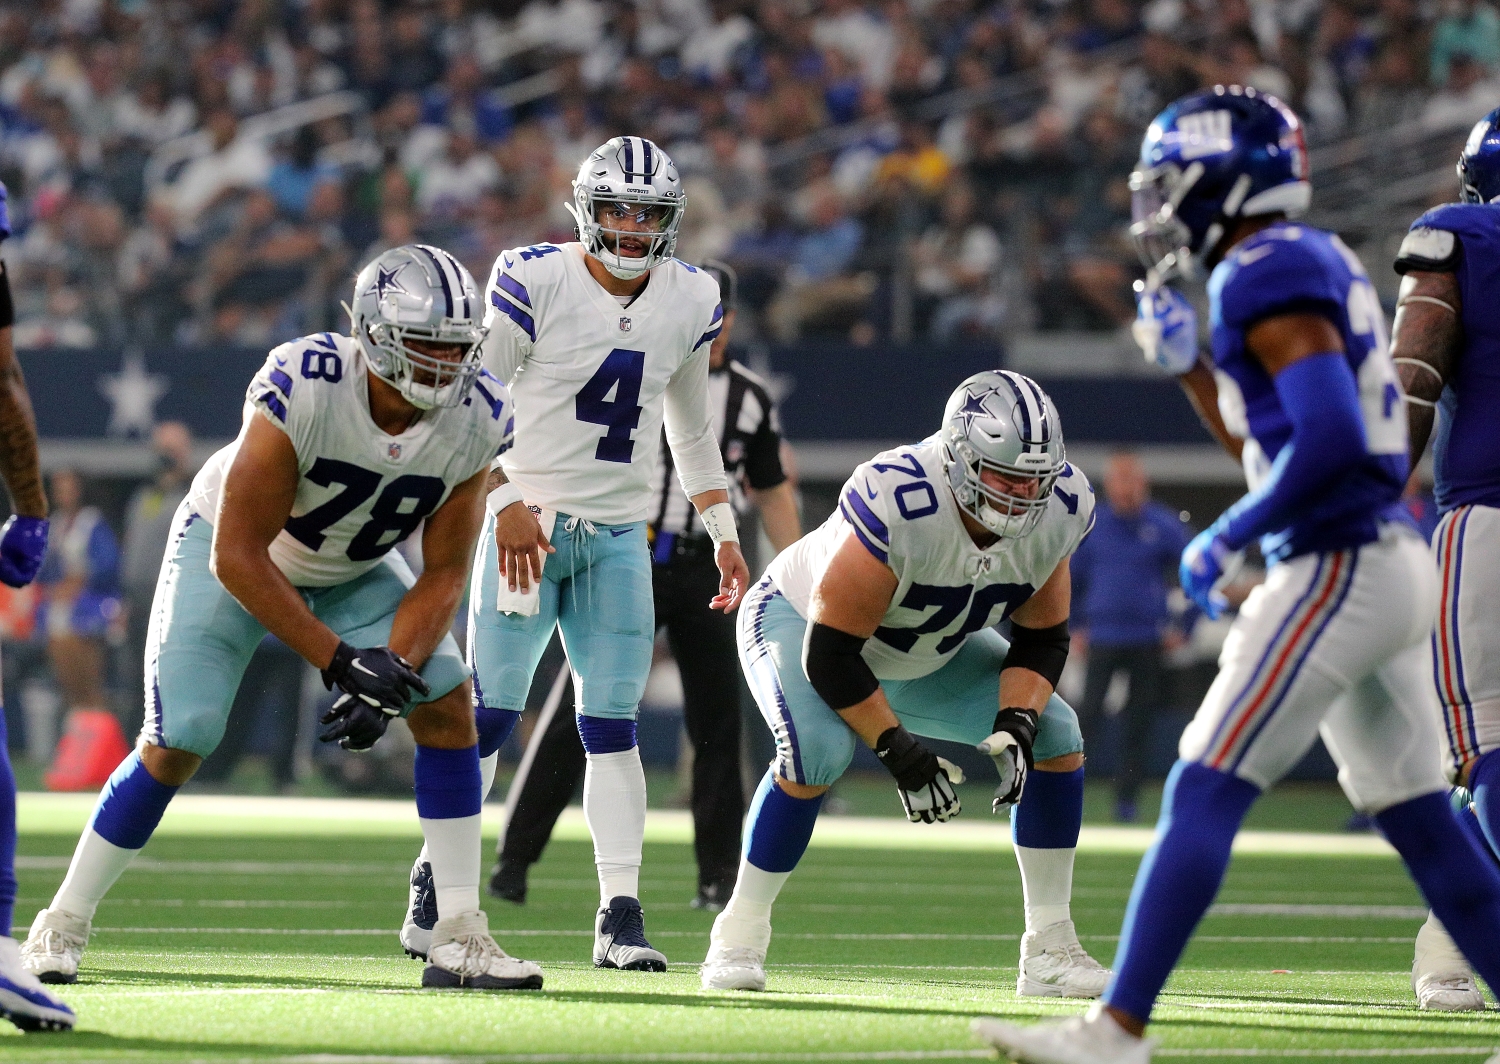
(803, 621), (880, 710)
(1002, 619), (1070, 690)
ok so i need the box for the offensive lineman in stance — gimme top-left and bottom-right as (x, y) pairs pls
(702, 370), (1113, 998)
(22, 246), (543, 991)
(399, 137), (748, 971)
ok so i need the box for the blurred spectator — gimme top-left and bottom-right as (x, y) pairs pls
(1422, 51), (1500, 129)
(1070, 452), (1192, 823)
(266, 126), (339, 219)
(416, 129), (500, 218)
(766, 183), (873, 341)
(1430, 0), (1500, 86)
(913, 182), (1005, 338)
(420, 53), (513, 145)
(162, 107), (273, 233)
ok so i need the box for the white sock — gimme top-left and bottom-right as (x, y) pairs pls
(1014, 844), (1074, 932)
(414, 753), (501, 872)
(711, 858), (789, 952)
(584, 747), (646, 904)
(420, 813), (482, 919)
(51, 829), (139, 921)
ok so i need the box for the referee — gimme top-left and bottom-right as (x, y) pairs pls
(490, 260), (801, 910)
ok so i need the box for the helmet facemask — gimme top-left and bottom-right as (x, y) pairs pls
(358, 314), (486, 410)
(568, 187), (684, 279)
(944, 434), (1062, 540)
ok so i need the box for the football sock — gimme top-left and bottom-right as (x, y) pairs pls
(414, 743), (482, 919)
(1454, 787), (1499, 867)
(53, 751), (179, 921)
(1011, 765), (1084, 932)
(1376, 790), (1500, 995)
(717, 773), (822, 941)
(578, 715), (646, 904)
(1467, 749), (1500, 860)
(1103, 760), (1260, 1023)
(415, 752), (499, 871)
(0, 706), (15, 937)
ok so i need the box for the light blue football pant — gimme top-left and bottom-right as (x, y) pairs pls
(144, 504), (469, 758)
(739, 577), (1083, 787)
(468, 512), (653, 720)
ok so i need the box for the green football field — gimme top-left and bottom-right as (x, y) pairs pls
(2, 792), (1498, 1063)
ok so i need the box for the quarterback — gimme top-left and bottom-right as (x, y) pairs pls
(22, 245), (543, 991)
(399, 136), (748, 971)
(701, 369), (1113, 998)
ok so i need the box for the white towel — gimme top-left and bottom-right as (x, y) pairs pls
(495, 507), (555, 617)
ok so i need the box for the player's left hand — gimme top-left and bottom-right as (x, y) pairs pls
(318, 694), (398, 752)
(711, 541), (750, 613)
(0, 514), (48, 588)
(978, 708), (1038, 812)
(1132, 280), (1199, 375)
(1180, 526), (1242, 620)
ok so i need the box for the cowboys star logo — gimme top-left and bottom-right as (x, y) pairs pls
(955, 387), (999, 434)
(374, 262), (409, 301)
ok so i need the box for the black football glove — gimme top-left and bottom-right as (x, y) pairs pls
(318, 642), (430, 752)
(875, 725), (964, 824)
(977, 707), (1038, 812)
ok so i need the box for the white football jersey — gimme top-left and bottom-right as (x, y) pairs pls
(480, 241), (727, 525)
(188, 332), (515, 587)
(768, 436), (1095, 681)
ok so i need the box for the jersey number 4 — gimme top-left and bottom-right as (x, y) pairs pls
(576, 348), (644, 463)
(284, 458), (446, 561)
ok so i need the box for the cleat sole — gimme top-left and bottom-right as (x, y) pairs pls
(403, 947), (428, 962)
(1016, 974), (1103, 999)
(32, 971), (76, 986)
(595, 957), (668, 972)
(421, 965), (543, 990)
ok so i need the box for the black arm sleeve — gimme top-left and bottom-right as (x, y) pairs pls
(0, 262), (15, 330)
(1001, 619), (1070, 690)
(803, 621), (880, 710)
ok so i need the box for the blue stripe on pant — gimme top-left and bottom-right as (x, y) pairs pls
(737, 578), (1083, 787)
(468, 512), (654, 720)
(145, 503), (470, 758)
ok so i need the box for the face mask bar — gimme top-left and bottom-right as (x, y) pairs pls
(1129, 163), (1198, 282)
(946, 436), (1062, 540)
(569, 186), (685, 279)
(364, 319), (487, 410)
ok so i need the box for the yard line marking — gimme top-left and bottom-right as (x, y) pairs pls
(1154, 1051), (1500, 1059)
(1207, 904), (1427, 919)
(16, 857), (405, 875)
(258, 1053), (997, 1063)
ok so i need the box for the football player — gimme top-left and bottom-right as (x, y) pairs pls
(398, 137), (747, 972)
(700, 370), (1113, 998)
(0, 179), (73, 1032)
(975, 86), (1500, 1063)
(21, 246), (543, 992)
(1389, 106), (1500, 1012)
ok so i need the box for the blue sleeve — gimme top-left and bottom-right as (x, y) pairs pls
(1213, 353), (1368, 551)
(0, 180), (11, 241)
(1069, 526), (1093, 628)
(86, 520), (120, 593)
(1218, 239), (1344, 335)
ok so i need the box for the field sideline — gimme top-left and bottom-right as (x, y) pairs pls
(3, 793), (1497, 1063)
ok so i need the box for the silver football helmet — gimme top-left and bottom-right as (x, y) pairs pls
(566, 135), (685, 279)
(347, 244), (487, 410)
(939, 370), (1066, 539)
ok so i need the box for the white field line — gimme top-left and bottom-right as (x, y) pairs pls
(15, 793), (1400, 856)
(1154, 1052), (1500, 1059)
(101, 1051), (1500, 1064)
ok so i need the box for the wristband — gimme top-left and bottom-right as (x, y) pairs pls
(485, 481), (525, 516)
(700, 501), (739, 544)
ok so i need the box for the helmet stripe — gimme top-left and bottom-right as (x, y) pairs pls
(642, 139), (654, 181)
(1018, 375), (1051, 444)
(414, 244), (455, 318)
(437, 247), (471, 319)
(997, 372), (1033, 448)
(623, 137), (635, 177)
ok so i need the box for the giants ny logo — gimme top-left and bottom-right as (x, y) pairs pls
(1177, 110), (1233, 160)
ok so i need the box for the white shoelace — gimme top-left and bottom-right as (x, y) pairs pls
(707, 945), (763, 968)
(449, 933), (508, 977)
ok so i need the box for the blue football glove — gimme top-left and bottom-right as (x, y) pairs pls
(0, 515), (48, 588)
(1132, 282), (1199, 375)
(1179, 527), (1243, 621)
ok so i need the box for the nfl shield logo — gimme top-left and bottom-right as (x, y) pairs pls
(619, 316), (632, 332)
(387, 442), (402, 460)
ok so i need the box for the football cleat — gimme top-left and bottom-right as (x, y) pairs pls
(0, 935), (75, 1031)
(594, 896), (667, 971)
(421, 910), (543, 990)
(1018, 919), (1112, 999)
(399, 857), (438, 960)
(19, 908), (90, 985)
(488, 861), (528, 905)
(1412, 912), (1485, 1011)
(700, 944), (766, 991)
(972, 1004), (1157, 1064)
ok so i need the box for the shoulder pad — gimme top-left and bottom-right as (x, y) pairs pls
(1395, 227), (1461, 275)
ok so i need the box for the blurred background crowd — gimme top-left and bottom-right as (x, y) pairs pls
(2, 0), (1496, 353)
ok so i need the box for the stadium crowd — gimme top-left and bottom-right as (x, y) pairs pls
(0, 0), (1494, 351)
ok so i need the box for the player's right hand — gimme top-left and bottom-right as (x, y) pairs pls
(897, 756), (964, 824)
(0, 515), (48, 588)
(978, 708), (1038, 813)
(875, 725), (963, 824)
(494, 502), (554, 594)
(321, 641), (429, 712)
(1132, 281), (1199, 375)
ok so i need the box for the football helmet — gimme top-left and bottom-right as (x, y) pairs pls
(1129, 85), (1309, 282)
(567, 136), (685, 280)
(939, 370), (1065, 539)
(1458, 107), (1500, 204)
(347, 244), (486, 410)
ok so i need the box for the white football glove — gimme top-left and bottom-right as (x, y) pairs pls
(978, 708), (1038, 813)
(1132, 281), (1199, 375)
(897, 757), (965, 824)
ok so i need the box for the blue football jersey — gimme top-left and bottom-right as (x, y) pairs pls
(1207, 221), (1408, 562)
(1402, 202), (1500, 513)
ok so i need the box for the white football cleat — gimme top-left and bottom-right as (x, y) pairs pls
(19, 909), (90, 985)
(701, 907), (771, 991)
(1412, 912), (1485, 1011)
(972, 1003), (1156, 1064)
(594, 896), (667, 972)
(421, 910), (543, 990)
(399, 857), (437, 960)
(1018, 919), (1112, 998)
(0, 936), (74, 1031)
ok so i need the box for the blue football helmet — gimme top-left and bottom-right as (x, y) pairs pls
(1458, 107), (1500, 204)
(1129, 85), (1310, 281)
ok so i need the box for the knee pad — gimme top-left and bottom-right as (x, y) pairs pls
(1033, 694), (1085, 763)
(784, 723), (858, 788)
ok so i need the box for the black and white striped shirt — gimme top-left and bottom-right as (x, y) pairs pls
(649, 359), (785, 542)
